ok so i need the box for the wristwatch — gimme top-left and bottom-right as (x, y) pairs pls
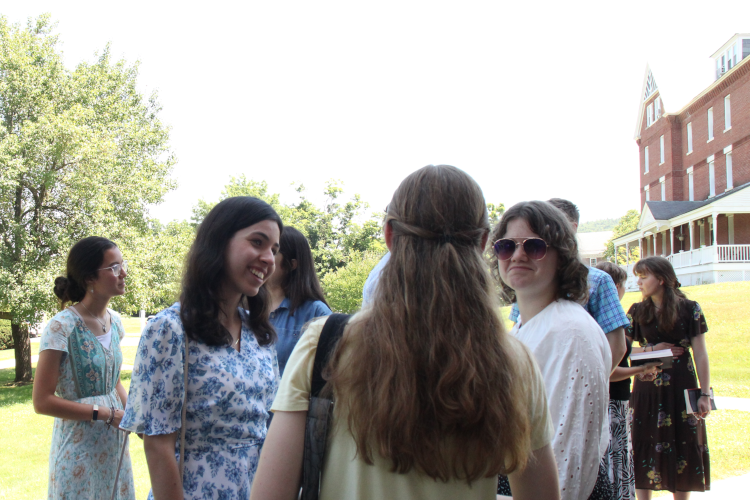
(92, 404), (99, 421)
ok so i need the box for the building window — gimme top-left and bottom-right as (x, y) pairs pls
(725, 95), (731, 130)
(660, 135), (665, 164)
(708, 155), (715, 197)
(646, 103), (654, 127)
(687, 122), (693, 153)
(655, 98), (661, 120)
(708, 107), (714, 141)
(645, 185), (650, 201)
(687, 166), (694, 201)
(661, 178), (666, 200)
(589, 258), (597, 266)
(645, 146), (649, 173)
(729, 215), (735, 244)
(725, 145), (733, 190)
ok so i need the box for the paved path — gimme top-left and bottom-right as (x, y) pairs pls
(682, 472), (750, 499)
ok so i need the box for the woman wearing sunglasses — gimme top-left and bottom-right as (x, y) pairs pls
(251, 165), (559, 500)
(490, 201), (613, 500)
(33, 236), (135, 499)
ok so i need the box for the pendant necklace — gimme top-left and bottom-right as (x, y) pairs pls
(80, 302), (109, 333)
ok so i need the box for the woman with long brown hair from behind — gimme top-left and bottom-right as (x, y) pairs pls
(250, 164), (559, 500)
(628, 256), (711, 499)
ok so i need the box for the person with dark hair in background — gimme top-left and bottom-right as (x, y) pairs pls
(628, 256), (711, 500)
(266, 226), (331, 376)
(491, 201), (612, 500)
(32, 236), (135, 499)
(509, 198), (629, 373)
(251, 165), (560, 500)
(121, 197), (282, 500)
(597, 261), (661, 500)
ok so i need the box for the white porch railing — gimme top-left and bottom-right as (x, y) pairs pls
(717, 245), (750, 262)
(667, 246), (716, 269)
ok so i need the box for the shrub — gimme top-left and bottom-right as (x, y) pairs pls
(0, 320), (13, 350)
(321, 251), (385, 313)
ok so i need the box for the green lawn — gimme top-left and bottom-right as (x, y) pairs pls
(0, 369), (151, 499)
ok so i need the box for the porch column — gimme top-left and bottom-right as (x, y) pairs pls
(653, 234), (657, 256)
(639, 238), (643, 259)
(670, 227), (675, 256)
(626, 242), (630, 265)
(713, 212), (719, 264)
(689, 221), (694, 251)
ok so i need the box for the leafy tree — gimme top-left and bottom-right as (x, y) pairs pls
(194, 176), (384, 278)
(320, 251), (384, 313)
(487, 202), (505, 228)
(604, 210), (641, 265)
(111, 220), (194, 315)
(578, 218), (620, 233)
(0, 15), (174, 381)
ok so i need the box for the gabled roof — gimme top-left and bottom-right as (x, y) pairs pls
(643, 181), (750, 222)
(633, 65), (657, 140)
(644, 201), (705, 220)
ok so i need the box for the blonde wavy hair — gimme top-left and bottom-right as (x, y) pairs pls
(327, 165), (533, 482)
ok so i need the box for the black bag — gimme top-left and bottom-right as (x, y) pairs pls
(299, 313), (350, 500)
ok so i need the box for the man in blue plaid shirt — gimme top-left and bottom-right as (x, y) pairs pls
(508, 198), (628, 373)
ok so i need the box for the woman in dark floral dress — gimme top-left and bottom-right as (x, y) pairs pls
(627, 257), (711, 500)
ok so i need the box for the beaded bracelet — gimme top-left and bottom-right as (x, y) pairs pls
(106, 406), (116, 428)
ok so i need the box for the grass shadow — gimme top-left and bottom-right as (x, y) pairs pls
(0, 368), (35, 407)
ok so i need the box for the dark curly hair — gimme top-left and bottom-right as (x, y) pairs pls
(488, 200), (589, 305)
(54, 236), (117, 306)
(180, 196), (283, 347)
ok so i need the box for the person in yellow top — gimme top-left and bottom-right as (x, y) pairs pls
(251, 165), (560, 500)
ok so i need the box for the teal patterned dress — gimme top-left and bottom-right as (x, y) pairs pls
(627, 300), (710, 493)
(39, 308), (135, 500)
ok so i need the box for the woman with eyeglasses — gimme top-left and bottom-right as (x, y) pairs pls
(122, 197), (282, 500)
(628, 257), (711, 500)
(490, 201), (613, 500)
(250, 166), (559, 500)
(33, 236), (135, 499)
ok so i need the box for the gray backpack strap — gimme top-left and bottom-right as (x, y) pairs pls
(300, 314), (350, 500)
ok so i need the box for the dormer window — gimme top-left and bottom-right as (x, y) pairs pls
(713, 34), (750, 80)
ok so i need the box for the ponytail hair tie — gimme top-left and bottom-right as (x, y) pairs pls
(676, 280), (682, 288)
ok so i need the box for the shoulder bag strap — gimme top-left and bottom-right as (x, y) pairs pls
(180, 335), (188, 481)
(310, 314), (350, 397)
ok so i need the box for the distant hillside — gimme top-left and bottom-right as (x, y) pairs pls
(578, 218), (619, 233)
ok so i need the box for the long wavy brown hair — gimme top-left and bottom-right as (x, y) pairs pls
(632, 256), (687, 331)
(488, 200), (589, 306)
(326, 165), (533, 482)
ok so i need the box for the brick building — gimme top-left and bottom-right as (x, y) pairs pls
(613, 34), (750, 289)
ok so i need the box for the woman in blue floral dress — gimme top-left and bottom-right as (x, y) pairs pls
(627, 257), (711, 500)
(33, 236), (135, 499)
(122, 197), (282, 500)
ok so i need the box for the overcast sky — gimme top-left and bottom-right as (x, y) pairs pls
(5, 1), (750, 224)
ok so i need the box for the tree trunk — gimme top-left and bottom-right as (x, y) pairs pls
(12, 322), (32, 382)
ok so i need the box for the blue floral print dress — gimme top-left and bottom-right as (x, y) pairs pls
(121, 303), (279, 500)
(627, 300), (710, 493)
(40, 308), (135, 500)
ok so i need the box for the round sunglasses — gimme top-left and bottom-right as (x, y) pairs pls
(493, 238), (548, 261)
